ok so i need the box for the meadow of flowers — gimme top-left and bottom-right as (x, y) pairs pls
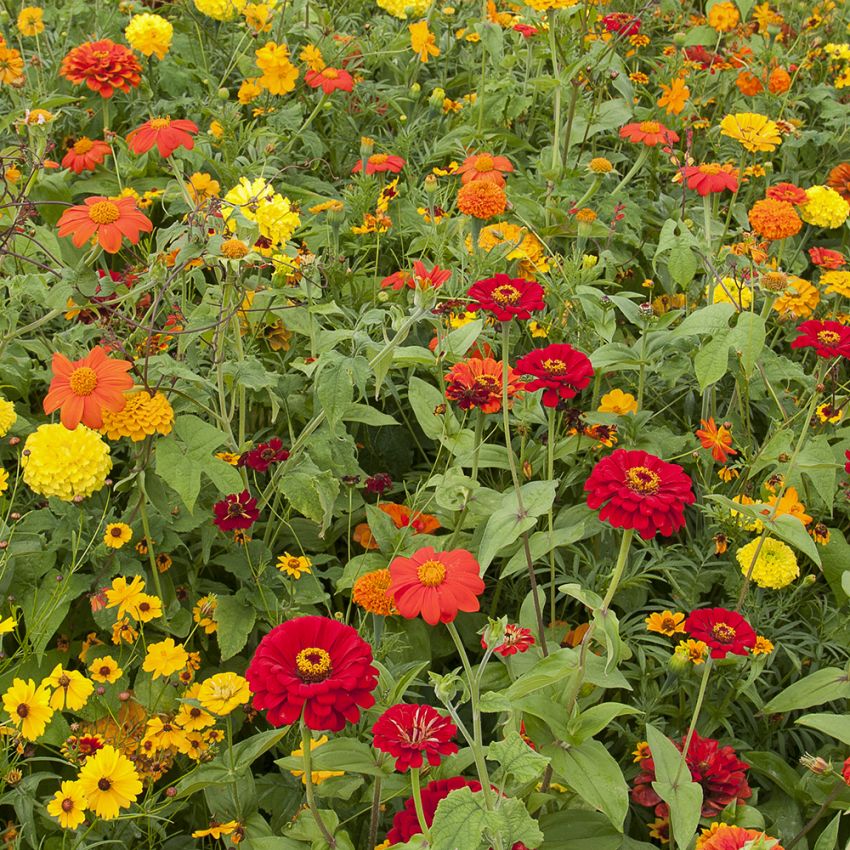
(2, 0), (850, 848)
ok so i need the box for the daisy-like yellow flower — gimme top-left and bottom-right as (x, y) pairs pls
(752, 635), (775, 655)
(719, 112), (782, 153)
(104, 523), (132, 550)
(675, 639), (708, 664)
(632, 740), (651, 762)
(143, 638), (189, 679)
(409, 20), (440, 63)
(0, 397), (17, 436)
(193, 595), (218, 634)
(289, 735), (344, 785)
(132, 593), (163, 623)
(645, 610), (686, 636)
(46, 781), (87, 829)
(88, 655), (123, 684)
(17, 6), (44, 36)
(77, 745), (142, 819)
(192, 822), (240, 839)
(177, 683), (215, 731)
(187, 172), (221, 203)
(105, 575), (146, 619)
(2, 678), (54, 740)
(44, 665), (94, 711)
(143, 716), (190, 753)
(0, 468), (8, 495)
(111, 618), (138, 645)
(0, 615), (15, 635)
(598, 389), (638, 416)
(816, 402), (843, 424)
(196, 672), (251, 716)
(276, 552), (312, 579)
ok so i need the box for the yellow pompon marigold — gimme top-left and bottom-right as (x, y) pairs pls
(376, 0), (431, 19)
(77, 745), (142, 819)
(748, 198), (802, 241)
(457, 180), (506, 219)
(409, 21), (440, 63)
(2, 678), (54, 740)
(0, 397), (16, 436)
(255, 41), (299, 95)
(645, 610), (686, 636)
(17, 7), (44, 36)
(22, 424), (111, 501)
(800, 186), (850, 229)
(125, 14), (173, 60)
(589, 157), (613, 174)
(707, 1), (739, 32)
(193, 0), (247, 21)
(719, 112), (782, 153)
(221, 238), (249, 259)
(99, 390), (173, 441)
(736, 537), (799, 589)
(352, 568), (398, 616)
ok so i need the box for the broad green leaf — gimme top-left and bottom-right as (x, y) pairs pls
(408, 376), (452, 440)
(315, 352), (356, 427)
(229, 729), (290, 771)
(538, 810), (623, 850)
(814, 813), (841, 850)
(820, 528), (850, 604)
(215, 594), (256, 661)
(728, 311), (766, 377)
(673, 302), (735, 337)
(567, 702), (643, 745)
(487, 730), (550, 789)
(694, 330), (731, 390)
(796, 713), (850, 746)
(762, 667), (850, 713)
(501, 520), (589, 578)
(275, 737), (384, 777)
(279, 457), (340, 535)
(666, 243), (697, 287)
(763, 514), (821, 566)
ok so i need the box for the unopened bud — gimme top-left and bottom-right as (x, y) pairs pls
(800, 754), (832, 775)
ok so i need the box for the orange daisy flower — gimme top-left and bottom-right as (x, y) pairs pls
(43, 346), (134, 430)
(695, 418), (737, 463)
(61, 138), (112, 174)
(445, 357), (523, 414)
(456, 152), (514, 187)
(57, 196), (152, 254)
(126, 117), (199, 157)
(619, 120), (679, 146)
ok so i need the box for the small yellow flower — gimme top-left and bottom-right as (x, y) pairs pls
(76, 745), (142, 820)
(132, 593), (163, 623)
(104, 523), (132, 550)
(44, 665), (94, 711)
(736, 537), (799, 589)
(192, 822), (240, 839)
(719, 112), (782, 153)
(598, 389), (638, 416)
(197, 672), (251, 715)
(0, 616), (15, 635)
(752, 635), (775, 655)
(632, 740), (651, 762)
(143, 638), (189, 679)
(105, 575), (146, 619)
(676, 638), (708, 664)
(277, 552), (312, 579)
(409, 20), (440, 63)
(0, 398), (17, 436)
(17, 6), (44, 36)
(645, 610), (686, 636)
(193, 595), (219, 634)
(816, 402), (843, 424)
(2, 678), (53, 740)
(125, 13), (173, 59)
(47, 781), (87, 829)
(89, 655), (123, 684)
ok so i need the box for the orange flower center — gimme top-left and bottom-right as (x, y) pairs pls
(492, 284), (520, 305)
(322, 68), (339, 79)
(295, 647), (332, 682)
(149, 117), (172, 130)
(700, 163), (723, 174)
(542, 358), (567, 375)
(417, 559), (447, 587)
(370, 154), (389, 164)
(475, 154), (495, 171)
(818, 330), (840, 345)
(639, 121), (661, 133)
(625, 465), (661, 495)
(88, 201), (120, 225)
(68, 366), (98, 396)
(711, 622), (736, 643)
(73, 137), (94, 154)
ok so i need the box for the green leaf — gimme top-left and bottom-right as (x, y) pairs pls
(276, 737), (384, 777)
(728, 312), (766, 378)
(229, 728), (290, 771)
(487, 730), (550, 789)
(315, 352), (356, 428)
(20, 572), (88, 662)
(796, 713), (850, 746)
(279, 457), (340, 535)
(505, 648), (579, 700)
(673, 302), (735, 337)
(820, 528), (850, 604)
(215, 594), (256, 661)
(762, 667), (850, 713)
(694, 330), (731, 390)
(408, 376), (452, 440)
(567, 702), (643, 745)
(666, 243), (697, 287)
(762, 514), (821, 566)
(814, 813), (841, 850)
(501, 519), (588, 578)
(538, 810), (623, 850)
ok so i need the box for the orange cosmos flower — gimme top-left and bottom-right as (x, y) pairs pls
(126, 117), (199, 157)
(445, 357), (523, 414)
(60, 40), (141, 98)
(456, 152), (514, 187)
(657, 77), (689, 116)
(43, 346), (134, 430)
(62, 137), (112, 174)
(304, 67), (354, 94)
(695, 418), (737, 463)
(57, 196), (152, 254)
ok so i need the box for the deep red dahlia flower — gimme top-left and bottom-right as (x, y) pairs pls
(790, 319), (850, 359)
(631, 732), (751, 819)
(584, 449), (694, 539)
(482, 624), (535, 656)
(388, 547), (484, 625)
(60, 40), (142, 98)
(809, 247), (845, 269)
(681, 164), (739, 196)
(245, 615), (378, 732)
(212, 490), (260, 531)
(387, 777), (481, 843)
(126, 117), (199, 157)
(238, 438), (289, 473)
(684, 607), (756, 659)
(467, 274), (545, 322)
(371, 703), (458, 771)
(515, 343), (593, 407)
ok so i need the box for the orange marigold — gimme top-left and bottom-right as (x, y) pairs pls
(735, 70), (763, 96)
(747, 198), (802, 241)
(352, 569), (397, 616)
(768, 67), (791, 94)
(456, 180), (506, 219)
(827, 163), (850, 202)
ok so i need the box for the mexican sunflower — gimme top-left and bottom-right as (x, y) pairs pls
(467, 274), (545, 321)
(515, 343), (593, 407)
(681, 163), (738, 195)
(245, 615), (379, 731)
(305, 67), (354, 94)
(456, 152), (514, 187)
(59, 40), (142, 98)
(619, 120), (679, 146)
(61, 137), (112, 174)
(584, 449), (695, 539)
(126, 117), (199, 157)
(43, 346), (133, 430)
(353, 503), (441, 550)
(685, 607), (756, 658)
(695, 418), (737, 463)
(388, 546), (485, 625)
(57, 196), (152, 254)
(371, 703), (458, 771)
(444, 357), (523, 413)
(352, 153), (405, 174)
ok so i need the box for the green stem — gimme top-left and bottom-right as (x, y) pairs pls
(471, 408), (485, 482)
(547, 405), (557, 626)
(672, 657), (712, 791)
(600, 527), (634, 613)
(610, 146), (649, 197)
(410, 768), (431, 840)
(300, 721), (337, 848)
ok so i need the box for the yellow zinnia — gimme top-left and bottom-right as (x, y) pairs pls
(719, 112), (782, 153)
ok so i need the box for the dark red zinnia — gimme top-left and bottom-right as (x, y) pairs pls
(387, 777), (481, 843)
(790, 319), (850, 359)
(238, 437), (290, 473)
(631, 731), (751, 819)
(684, 607), (756, 659)
(482, 624), (535, 656)
(766, 182), (808, 205)
(467, 274), (545, 322)
(584, 449), (694, 539)
(212, 490), (260, 531)
(515, 343), (593, 407)
(245, 615), (379, 732)
(371, 704), (458, 772)
(602, 13), (641, 34)
(809, 247), (845, 269)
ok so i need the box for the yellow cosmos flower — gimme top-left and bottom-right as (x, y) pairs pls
(409, 20), (440, 63)
(47, 781), (87, 829)
(255, 41), (299, 95)
(143, 638), (189, 679)
(77, 745), (143, 819)
(44, 665), (94, 711)
(17, 6), (44, 36)
(105, 575), (146, 619)
(598, 389), (638, 416)
(2, 678), (54, 740)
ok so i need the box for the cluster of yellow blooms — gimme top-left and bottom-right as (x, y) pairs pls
(223, 176), (301, 251)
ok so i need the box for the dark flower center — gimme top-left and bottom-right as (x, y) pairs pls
(16, 704), (28, 718)
(61, 797), (75, 812)
(98, 778), (112, 791)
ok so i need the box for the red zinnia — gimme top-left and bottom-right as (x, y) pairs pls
(515, 343), (593, 408)
(212, 490), (260, 531)
(61, 137), (112, 174)
(602, 12), (641, 34)
(700, 825), (785, 850)
(305, 67), (354, 94)
(57, 196), (153, 254)
(482, 624), (535, 656)
(619, 121), (679, 147)
(766, 182), (808, 205)
(60, 40), (142, 98)
(685, 607), (756, 658)
(790, 319), (850, 359)
(467, 274), (545, 321)
(371, 703), (458, 771)
(388, 547), (485, 625)
(126, 117), (199, 157)
(513, 24), (538, 37)
(238, 438), (289, 472)
(584, 449), (694, 539)
(445, 357), (523, 414)
(681, 163), (738, 196)
(387, 777), (481, 843)
(632, 732), (751, 819)
(352, 153), (405, 174)
(245, 615), (378, 731)
(809, 247), (846, 269)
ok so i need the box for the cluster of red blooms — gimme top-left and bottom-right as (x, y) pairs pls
(212, 490), (261, 532)
(237, 437), (290, 472)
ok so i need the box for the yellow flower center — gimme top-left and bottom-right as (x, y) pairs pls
(712, 622), (736, 643)
(73, 137), (94, 154)
(475, 154), (495, 171)
(639, 121), (661, 133)
(149, 117), (171, 130)
(88, 201), (120, 225)
(295, 647), (332, 682)
(625, 465), (661, 495)
(700, 163), (723, 174)
(818, 330), (840, 345)
(68, 366), (98, 396)
(322, 68), (339, 79)
(492, 284), (520, 305)
(370, 154), (389, 165)
(542, 358), (567, 375)
(416, 559), (447, 587)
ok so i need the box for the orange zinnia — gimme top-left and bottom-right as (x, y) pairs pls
(57, 196), (152, 254)
(353, 503), (441, 549)
(456, 152), (514, 187)
(827, 163), (850, 202)
(61, 137), (112, 174)
(126, 117), (199, 157)
(695, 418), (737, 463)
(43, 346), (134, 430)
(619, 120), (679, 147)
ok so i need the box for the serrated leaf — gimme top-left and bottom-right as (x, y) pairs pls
(487, 730), (550, 788)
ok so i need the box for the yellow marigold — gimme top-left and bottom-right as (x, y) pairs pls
(457, 180), (506, 219)
(470, 222), (550, 277)
(125, 13), (173, 60)
(748, 198), (802, 240)
(255, 41), (299, 95)
(376, 0), (431, 19)
(193, 0), (247, 21)
(197, 671), (251, 715)
(589, 157), (613, 174)
(523, 0), (579, 9)
(209, 120), (224, 139)
(352, 568), (398, 616)
(719, 112), (782, 152)
(707, 1), (739, 31)
(255, 194), (300, 246)
(221, 238), (249, 259)
(822, 270), (850, 297)
(800, 185), (850, 229)
(0, 397), (16, 437)
(598, 389), (638, 415)
(708, 276), (754, 308)
(22, 424), (111, 501)
(0, 46), (25, 85)
(773, 276), (819, 318)
(100, 391), (174, 442)
(17, 7), (44, 36)
(736, 536), (799, 589)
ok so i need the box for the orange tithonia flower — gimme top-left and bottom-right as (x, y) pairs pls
(619, 120), (680, 146)
(126, 117), (199, 157)
(353, 503), (441, 549)
(456, 180), (507, 219)
(445, 357), (523, 413)
(747, 198), (802, 241)
(43, 346), (134, 430)
(57, 196), (152, 254)
(456, 152), (514, 187)
(62, 137), (112, 174)
(695, 418), (737, 463)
